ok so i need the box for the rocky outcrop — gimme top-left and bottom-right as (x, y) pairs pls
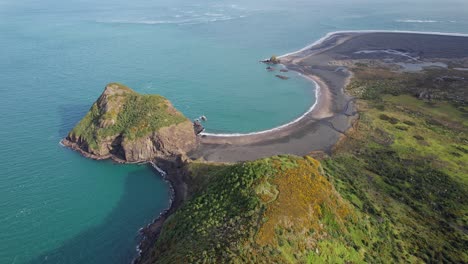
(193, 121), (204, 135)
(275, 74), (289, 80)
(62, 83), (198, 163)
(120, 121), (197, 162)
(261, 55), (281, 64)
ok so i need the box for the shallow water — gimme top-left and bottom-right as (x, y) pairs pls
(1, 0), (468, 263)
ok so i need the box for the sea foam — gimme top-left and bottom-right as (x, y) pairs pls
(396, 19), (439, 23)
(96, 15), (246, 26)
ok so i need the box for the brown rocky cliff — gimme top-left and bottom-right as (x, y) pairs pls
(120, 121), (197, 162)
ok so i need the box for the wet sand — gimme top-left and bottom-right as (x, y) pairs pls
(190, 31), (468, 163)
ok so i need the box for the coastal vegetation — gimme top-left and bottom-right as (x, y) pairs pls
(144, 156), (386, 263)
(323, 65), (468, 263)
(141, 65), (467, 264)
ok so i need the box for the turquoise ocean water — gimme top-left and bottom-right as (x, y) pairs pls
(1, 0), (467, 263)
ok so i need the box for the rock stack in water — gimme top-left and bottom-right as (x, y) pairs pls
(62, 83), (197, 163)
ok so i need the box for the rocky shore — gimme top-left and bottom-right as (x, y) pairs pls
(133, 156), (190, 264)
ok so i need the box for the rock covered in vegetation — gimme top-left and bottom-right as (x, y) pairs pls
(63, 83), (197, 162)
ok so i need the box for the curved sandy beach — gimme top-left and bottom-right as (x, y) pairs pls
(190, 31), (468, 162)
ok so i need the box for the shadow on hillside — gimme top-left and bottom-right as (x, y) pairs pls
(27, 168), (167, 264)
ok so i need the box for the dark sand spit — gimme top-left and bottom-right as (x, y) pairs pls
(190, 31), (468, 163)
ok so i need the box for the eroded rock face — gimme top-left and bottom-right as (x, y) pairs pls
(63, 83), (198, 163)
(120, 121), (197, 162)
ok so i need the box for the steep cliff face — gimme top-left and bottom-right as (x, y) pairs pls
(63, 83), (197, 162)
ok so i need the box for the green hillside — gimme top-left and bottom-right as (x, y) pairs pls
(323, 66), (468, 263)
(141, 65), (467, 264)
(143, 155), (398, 263)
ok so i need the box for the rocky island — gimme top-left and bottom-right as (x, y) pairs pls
(62, 83), (197, 163)
(64, 31), (468, 264)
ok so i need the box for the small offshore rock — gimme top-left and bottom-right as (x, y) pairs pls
(275, 75), (289, 80)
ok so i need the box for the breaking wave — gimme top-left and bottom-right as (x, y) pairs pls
(97, 15), (247, 26)
(396, 19), (439, 23)
(96, 4), (251, 26)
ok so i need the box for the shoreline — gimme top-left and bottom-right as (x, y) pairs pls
(191, 30), (468, 162)
(203, 30), (468, 139)
(279, 29), (468, 58)
(133, 163), (173, 264)
(200, 76), (324, 137)
(190, 32), (357, 162)
(132, 156), (189, 264)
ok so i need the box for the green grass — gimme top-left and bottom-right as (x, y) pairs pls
(366, 95), (468, 182)
(307, 241), (363, 264)
(384, 94), (468, 126)
(322, 66), (468, 263)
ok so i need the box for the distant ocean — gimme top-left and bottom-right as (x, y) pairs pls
(1, 0), (467, 263)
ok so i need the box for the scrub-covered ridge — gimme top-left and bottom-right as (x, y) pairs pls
(141, 156), (377, 263)
(63, 83), (197, 162)
(321, 64), (468, 263)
